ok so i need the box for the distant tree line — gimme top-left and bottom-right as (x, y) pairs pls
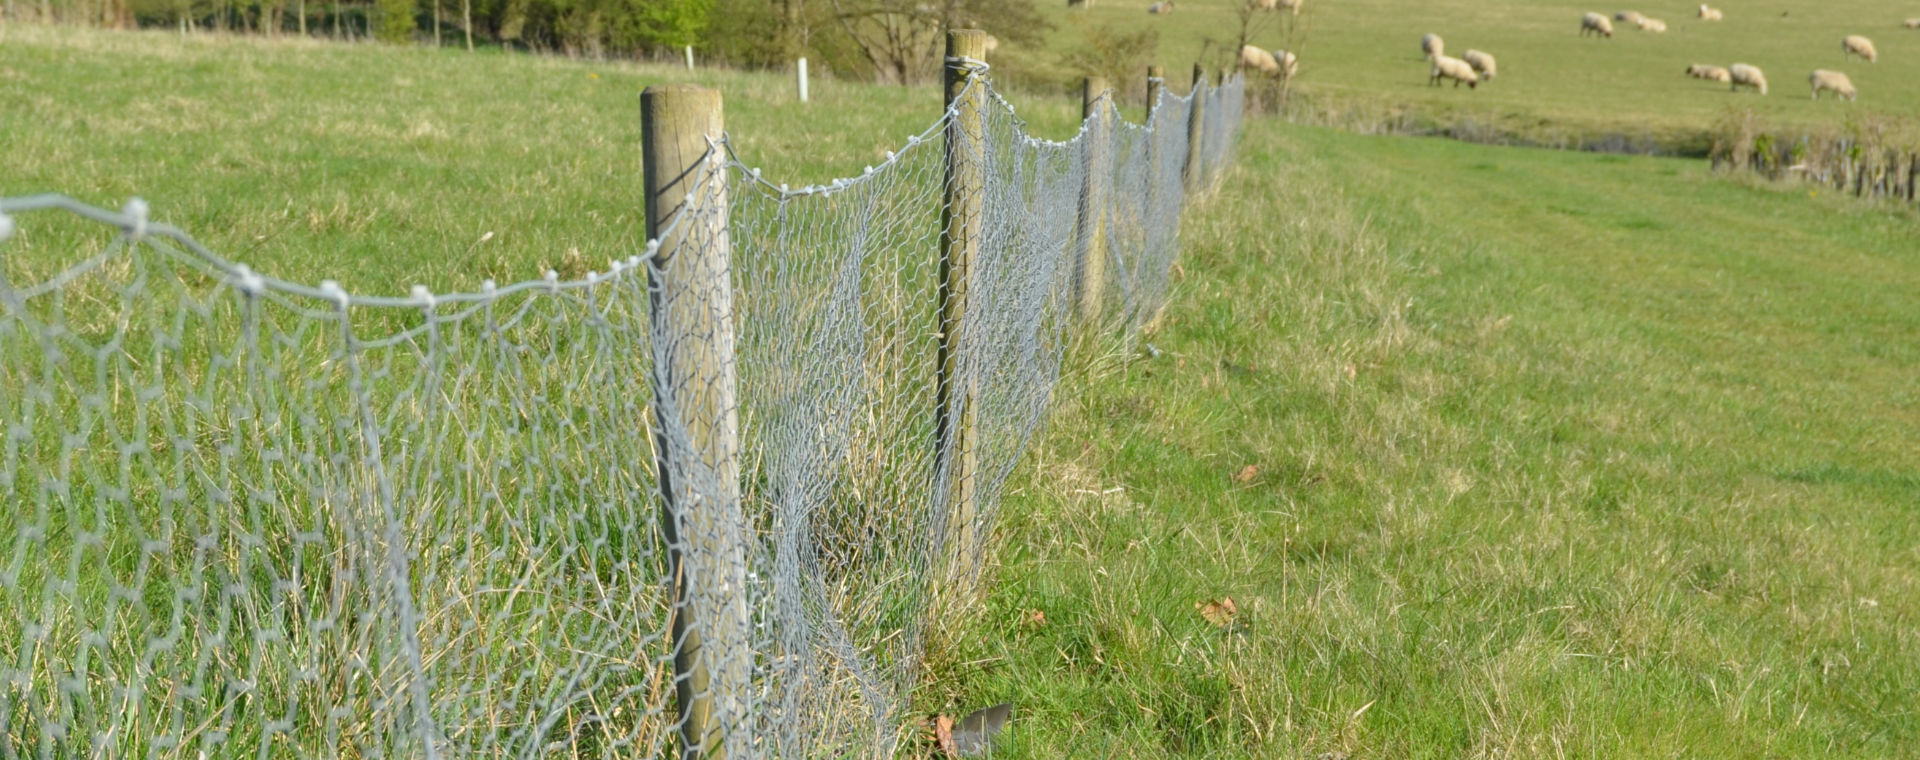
(1, 0), (1047, 84)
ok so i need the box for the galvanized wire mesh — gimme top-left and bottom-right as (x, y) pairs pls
(0, 70), (1242, 759)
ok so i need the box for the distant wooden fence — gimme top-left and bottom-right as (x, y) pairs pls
(1713, 135), (1920, 203)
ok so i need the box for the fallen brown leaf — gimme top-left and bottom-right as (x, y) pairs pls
(1233, 464), (1260, 484)
(1021, 609), (1047, 628)
(1196, 596), (1238, 627)
(1342, 362), (1357, 379)
(933, 714), (957, 759)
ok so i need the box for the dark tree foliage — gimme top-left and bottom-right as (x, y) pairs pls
(66, 0), (1044, 83)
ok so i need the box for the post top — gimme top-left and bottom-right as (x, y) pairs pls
(947, 28), (991, 58)
(641, 83), (720, 100)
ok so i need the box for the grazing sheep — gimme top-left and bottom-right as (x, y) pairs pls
(1421, 33), (1445, 59)
(1462, 49), (1497, 80)
(1636, 16), (1667, 32)
(1239, 44), (1281, 76)
(1615, 10), (1643, 23)
(1246, 0), (1301, 12)
(1271, 49), (1299, 78)
(1429, 54), (1479, 88)
(1905, 18), (1920, 28)
(1581, 12), (1615, 38)
(1698, 4), (1722, 20)
(1147, 1), (1173, 13)
(1729, 63), (1768, 94)
(984, 35), (999, 55)
(1810, 69), (1857, 100)
(1843, 35), (1878, 62)
(1686, 63), (1732, 82)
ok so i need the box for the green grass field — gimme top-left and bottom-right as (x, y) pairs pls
(4, 22), (1918, 760)
(947, 122), (1920, 758)
(1015, 0), (1920, 149)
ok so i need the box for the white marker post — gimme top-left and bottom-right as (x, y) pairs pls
(797, 58), (809, 103)
(685, 45), (695, 69)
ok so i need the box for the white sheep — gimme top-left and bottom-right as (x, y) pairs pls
(1462, 49), (1497, 80)
(1685, 63), (1732, 82)
(984, 35), (1000, 55)
(1246, 0), (1276, 9)
(1636, 16), (1667, 32)
(1905, 18), (1920, 29)
(1429, 54), (1479, 89)
(1271, 49), (1299, 78)
(1421, 33), (1444, 59)
(1810, 69), (1857, 100)
(1843, 35), (1878, 63)
(1276, 0), (1303, 14)
(1697, 4), (1722, 20)
(1729, 63), (1768, 94)
(1614, 10), (1644, 23)
(1581, 12), (1614, 38)
(1239, 44), (1281, 76)
(1147, 1), (1173, 13)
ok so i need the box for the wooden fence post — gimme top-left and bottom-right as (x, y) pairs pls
(1145, 65), (1165, 124)
(1138, 65), (1167, 330)
(1182, 64), (1207, 193)
(1896, 151), (1912, 201)
(936, 28), (988, 595)
(641, 83), (749, 760)
(1074, 76), (1111, 325)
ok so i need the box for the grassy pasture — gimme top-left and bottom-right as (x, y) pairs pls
(1019, 0), (1920, 148)
(949, 119), (1920, 757)
(0, 24), (1087, 294)
(4, 22), (1919, 760)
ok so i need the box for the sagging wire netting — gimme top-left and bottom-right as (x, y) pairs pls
(0, 70), (1243, 759)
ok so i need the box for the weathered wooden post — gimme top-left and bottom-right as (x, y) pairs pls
(1137, 65), (1167, 330)
(1896, 152), (1912, 201)
(641, 83), (749, 760)
(1145, 65), (1165, 124)
(1073, 76), (1111, 325)
(1182, 64), (1208, 193)
(936, 28), (988, 595)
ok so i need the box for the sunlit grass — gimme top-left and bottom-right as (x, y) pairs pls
(948, 120), (1920, 757)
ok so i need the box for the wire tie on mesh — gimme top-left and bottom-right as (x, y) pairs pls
(122, 197), (149, 240)
(409, 284), (436, 309)
(544, 269), (560, 291)
(318, 279), (348, 309)
(482, 278), (497, 293)
(231, 263), (265, 296)
(944, 56), (990, 74)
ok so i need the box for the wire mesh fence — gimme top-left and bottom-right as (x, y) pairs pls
(0, 60), (1243, 759)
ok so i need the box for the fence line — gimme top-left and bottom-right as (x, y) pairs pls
(0, 37), (1243, 758)
(1712, 133), (1920, 203)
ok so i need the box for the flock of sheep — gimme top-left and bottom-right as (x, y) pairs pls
(1455, 5), (1899, 100)
(1227, 3), (1910, 102)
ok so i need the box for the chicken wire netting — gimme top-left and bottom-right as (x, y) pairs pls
(0, 70), (1242, 759)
